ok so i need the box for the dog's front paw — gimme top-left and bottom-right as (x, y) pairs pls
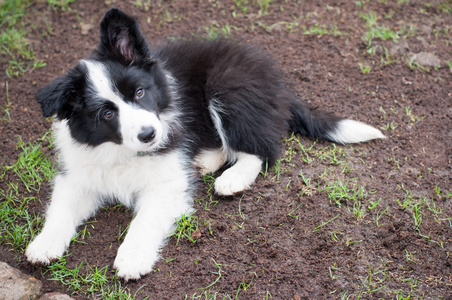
(114, 243), (158, 281)
(26, 234), (68, 265)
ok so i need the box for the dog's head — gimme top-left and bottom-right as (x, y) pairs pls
(37, 8), (174, 153)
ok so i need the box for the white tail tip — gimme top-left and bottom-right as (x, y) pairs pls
(328, 119), (386, 144)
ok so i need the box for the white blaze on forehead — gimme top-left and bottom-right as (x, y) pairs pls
(82, 60), (121, 103)
(82, 59), (165, 152)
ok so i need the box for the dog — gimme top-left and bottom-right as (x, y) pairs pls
(25, 8), (385, 280)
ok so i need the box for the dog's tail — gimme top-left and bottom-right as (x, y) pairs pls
(288, 102), (385, 144)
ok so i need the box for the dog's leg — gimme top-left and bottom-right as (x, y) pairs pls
(113, 153), (193, 281)
(214, 152), (262, 196)
(26, 174), (98, 264)
(113, 188), (192, 281)
(193, 148), (227, 175)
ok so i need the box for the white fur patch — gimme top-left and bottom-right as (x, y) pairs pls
(208, 99), (234, 160)
(26, 120), (193, 280)
(113, 150), (193, 280)
(214, 152), (262, 196)
(158, 71), (183, 147)
(25, 173), (99, 264)
(327, 119), (386, 144)
(193, 148), (227, 175)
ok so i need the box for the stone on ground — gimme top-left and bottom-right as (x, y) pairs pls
(410, 52), (441, 68)
(40, 292), (75, 300)
(0, 261), (42, 300)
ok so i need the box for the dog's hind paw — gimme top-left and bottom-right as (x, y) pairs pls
(214, 169), (251, 196)
(214, 152), (263, 196)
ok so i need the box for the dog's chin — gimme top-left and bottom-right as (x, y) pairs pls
(126, 140), (164, 156)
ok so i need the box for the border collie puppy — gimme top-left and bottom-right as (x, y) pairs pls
(26, 8), (385, 280)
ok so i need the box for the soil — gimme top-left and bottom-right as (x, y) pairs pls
(1, 0), (451, 299)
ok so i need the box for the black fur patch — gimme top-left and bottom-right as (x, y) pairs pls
(36, 8), (343, 166)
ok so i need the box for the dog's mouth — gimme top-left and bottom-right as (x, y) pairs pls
(136, 150), (154, 157)
(133, 138), (165, 156)
(135, 143), (163, 156)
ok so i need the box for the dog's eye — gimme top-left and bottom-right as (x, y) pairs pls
(102, 110), (115, 120)
(135, 88), (145, 99)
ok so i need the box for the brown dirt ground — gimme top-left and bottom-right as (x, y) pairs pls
(1, 0), (451, 299)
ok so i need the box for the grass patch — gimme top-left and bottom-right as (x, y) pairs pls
(313, 213), (341, 232)
(303, 23), (347, 36)
(0, 193), (43, 250)
(174, 213), (200, 245)
(46, 0), (75, 11)
(198, 258), (224, 290)
(233, 0), (272, 16)
(255, 20), (299, 34)
(195, 175), (218, 210)
(321, 178), (368, 219)
(0, 132), (56, 250)
(4, 133), (56, 193)
(397, 184), (450, 233)
(0, 0), (46, 77)
(202, 23), (233, 40)
(322, 179), (366, 207)
(187, 289), (232, 300)
(45, 254), (142, 299)
(1, 81), (12, 121)
(360, 11), (404, 46)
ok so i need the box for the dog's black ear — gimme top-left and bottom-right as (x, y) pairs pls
(98, 8), (151, 63)
(36, 74), (76, 119)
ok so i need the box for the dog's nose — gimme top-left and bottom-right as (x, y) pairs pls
(138, 127), (156, 143)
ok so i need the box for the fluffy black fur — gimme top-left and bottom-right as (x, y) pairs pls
(37, 8), (357, 167)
